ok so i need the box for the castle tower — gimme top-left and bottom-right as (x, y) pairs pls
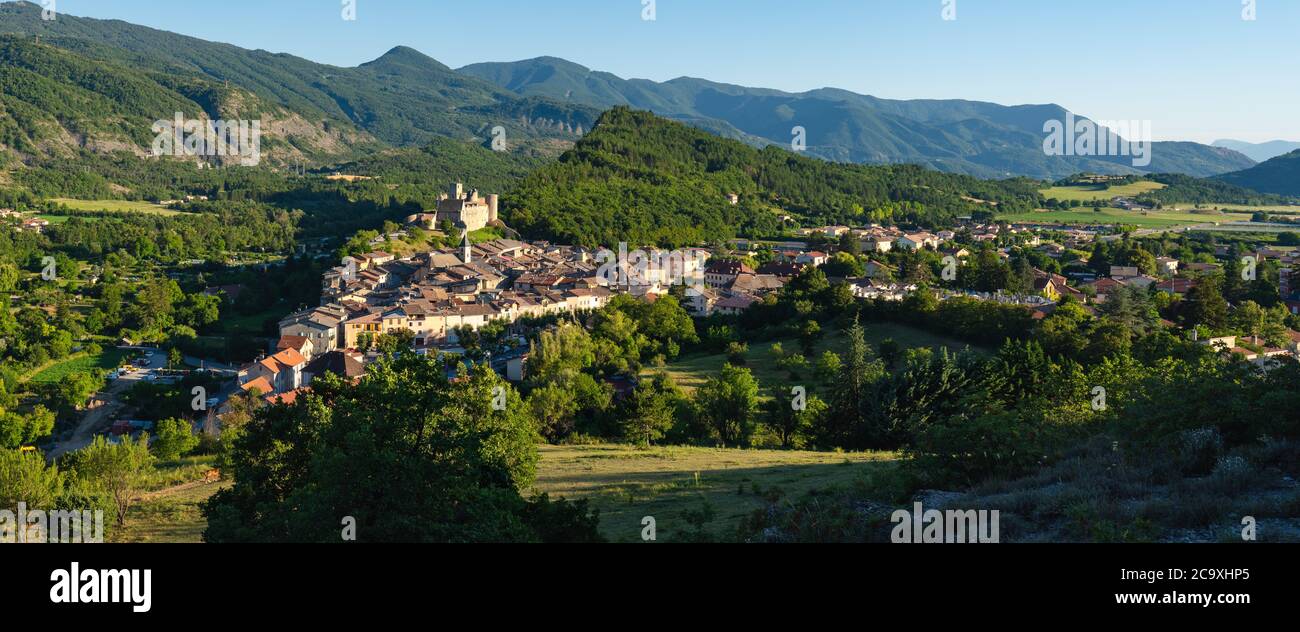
(486, 194), (499, 223)
(450, 182), (464, 200)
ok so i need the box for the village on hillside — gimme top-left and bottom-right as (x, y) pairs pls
(228, 184), (1300, 410)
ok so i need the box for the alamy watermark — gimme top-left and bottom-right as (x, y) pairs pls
(1, 503), (104, 544)
(50, 562), (151, 613)
(942, 0), (957, 21)
(1241, 255), (1257, 281)
(791, 386), (806, 411)
(1043, 113), (1152, 168)
(891, 502), (999, 543)
(1091, 386), (1107, 411)
(491, 125), (508, 152)
(152, 113), (262, 167)
(941, 256), (958, 282)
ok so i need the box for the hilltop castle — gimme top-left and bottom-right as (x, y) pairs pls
(407, 183), (499, 233)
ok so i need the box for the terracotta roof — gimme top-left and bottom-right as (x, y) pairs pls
(241, 376), (274, 395)
(267, 388), (309, 405)
(730, 273), (786, 294)
(757, 262), (804, 277)
(258, 348), (307, 375)
(1157, 278), (1197, 293)
(706, 260), (754, 275)
(1089, 278), (1123, 293)
(716, 295), (758, 310)
(277, 335), (309, 353)
(305, 351), (367, 380)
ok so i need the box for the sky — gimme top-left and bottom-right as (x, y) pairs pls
(12, 0), (1300, 143)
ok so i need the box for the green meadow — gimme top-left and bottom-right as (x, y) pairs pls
(49, 198), (184, 216)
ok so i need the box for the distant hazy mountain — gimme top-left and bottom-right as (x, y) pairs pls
(0, 1), (598, 165)
(1217, 150), (1300, 197)
(1211, 139), (1300, 163)
(460, 57), (1256, 180)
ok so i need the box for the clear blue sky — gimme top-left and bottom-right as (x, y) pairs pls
(17, 0), (1300, 143)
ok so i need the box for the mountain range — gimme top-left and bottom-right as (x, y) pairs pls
(0, 0), (1272, 183)
(1211, 139), (1300, 163)
(460, 56), (1256, 180)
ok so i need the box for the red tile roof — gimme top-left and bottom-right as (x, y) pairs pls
(277, 335), (309, 353)
(241, 376), (274, 396)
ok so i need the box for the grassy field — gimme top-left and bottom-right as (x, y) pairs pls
(1036, 183), (1300, 220)
(113, 445), (897, 543)
(1040, 181), (1166, 202)
(1167, 202), (1300, 214)
(218, 307), (286, 336)
(116, 481), (225, 543)
(646, 322), (983, 394)
(112, 456), (222, 543)
(532, 444), (897, 542)
(25, 347), (130, 385)
(999, 206), (1254, 228)
(49, 198), (183, 216)
(35, 214), (98, 224)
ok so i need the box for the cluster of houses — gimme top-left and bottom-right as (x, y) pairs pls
(1271, 248), (1300, 316)
(156, 195), (210, 206)
(1, 209), (51, 233)
(243, 217), (713, 400)
(801, 224), (945, 252)
(238, 314), (366, 405)
(1198, 333), (1300, 368)
(692, 256), (797, 315)
(802, 221), (1088, 252)
(796, 222), (1300, 366)
(233, 203), (1300, 401)
(237, 219), (866, 401)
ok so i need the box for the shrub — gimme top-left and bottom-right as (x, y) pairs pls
(1175, 428), (1223, 476)
(725, 341), (749, 366)
(151, 418), (199, 461)
(1207, 456), (1255, 494)
(906, 410), (1050, 488)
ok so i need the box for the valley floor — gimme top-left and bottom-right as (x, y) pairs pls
(114, 444), (898, 543)
(532, 444), (896, 542)
(112, 438), (1300, 544)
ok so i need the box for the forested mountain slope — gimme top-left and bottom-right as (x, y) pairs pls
(505, 108), (1043, 248)
(0, 1), (596, 166)
(1217, 150), (1300, 197)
